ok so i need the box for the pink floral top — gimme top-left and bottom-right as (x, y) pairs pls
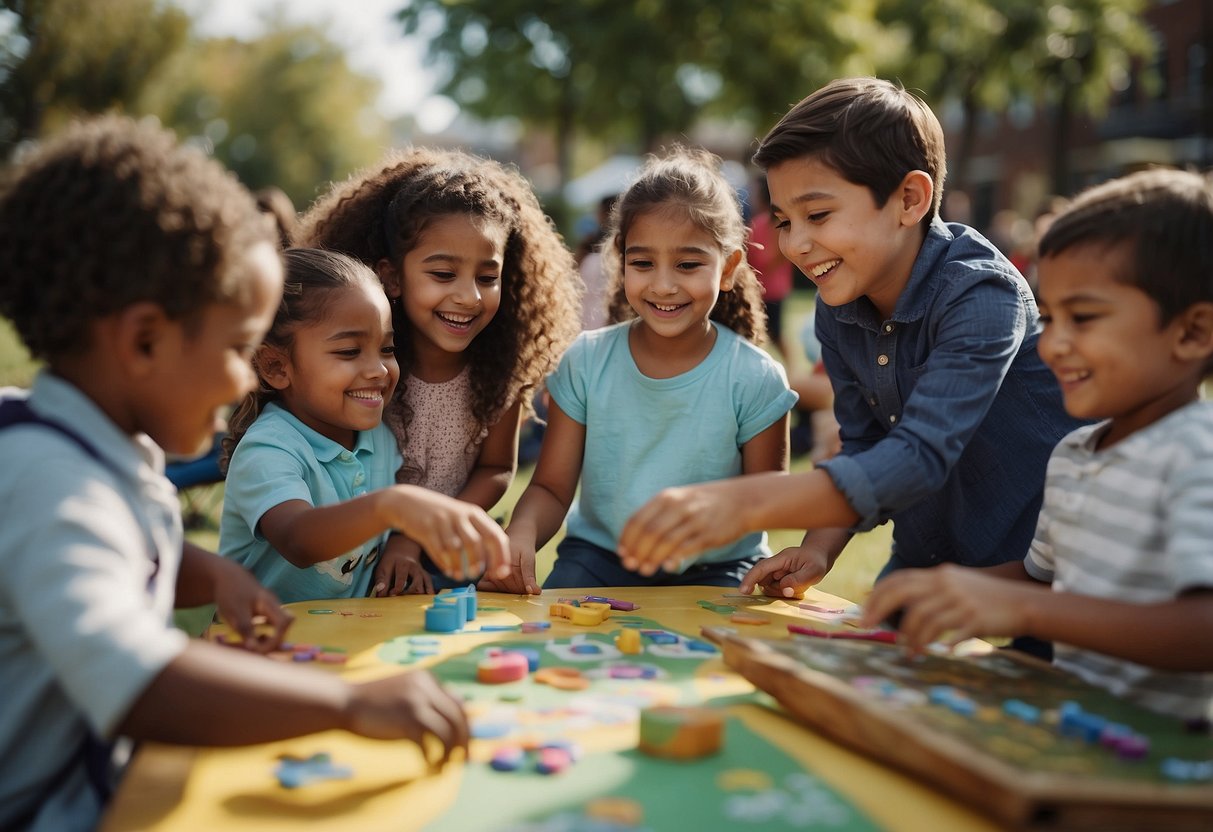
(385, 367), (486, 496)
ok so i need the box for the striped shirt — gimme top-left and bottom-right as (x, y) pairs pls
(1025, 401), (1213, 720)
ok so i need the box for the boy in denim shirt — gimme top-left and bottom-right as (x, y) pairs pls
(620, 78), (1083, 599)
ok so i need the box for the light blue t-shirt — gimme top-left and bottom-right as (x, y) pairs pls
(220, 402), (401, 603)
(547, 321), (798, 567)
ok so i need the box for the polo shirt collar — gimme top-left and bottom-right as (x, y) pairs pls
(262, 401), (377, 462)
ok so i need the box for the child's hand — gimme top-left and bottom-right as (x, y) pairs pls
(343, 670), (468, 765)
(861, 564), (1033, 654)
(212, 559), (293, 652)
(478, 532), (539, 595)
(618, 482), (744, 575)
(738, 545), (831, 599)
(373, 535), (434, 596)
(385, 486), (510, 582)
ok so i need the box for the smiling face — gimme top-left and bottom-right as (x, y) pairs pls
(1036, 243), (1201, 448)
(766, 156), (927, 319)
(621, 205), (738, 347)
(393, 213), (506, 372)
(272, 280), (400, 449)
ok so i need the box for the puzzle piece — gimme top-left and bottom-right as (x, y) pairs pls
(275, 752), (353, 789)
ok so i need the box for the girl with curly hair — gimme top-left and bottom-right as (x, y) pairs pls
(500, 146), (798, 594)
(296, 148), (581, 594)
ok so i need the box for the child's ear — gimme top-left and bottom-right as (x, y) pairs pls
(255, 345), (292, 391)
(1174, 302), (1213, 362)
(114, 302), (173, 376)
(719, 249), (743, 292)
(896, 171), (934, 227)
(376, 258), (403, 298)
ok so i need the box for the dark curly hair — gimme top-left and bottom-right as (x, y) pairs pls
(605, 145), (767, 343)
(221, 248), (383, 473)
(0, 115), (277, 361)
(295, 147), (581, 478)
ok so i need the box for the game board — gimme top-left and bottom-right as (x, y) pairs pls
(404, 618), (883, 830)
(705, 627), (1213, 830)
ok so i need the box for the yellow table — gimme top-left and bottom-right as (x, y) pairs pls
(101, 586), (998, 832)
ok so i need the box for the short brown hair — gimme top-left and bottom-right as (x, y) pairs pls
(1039, 168), (1213, 324)
(753, 77), (947, 224)
(0, 115), (275, 361)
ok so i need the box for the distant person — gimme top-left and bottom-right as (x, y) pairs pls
(864, 169), (1213, 721)
(0, 116), (468, 832)
(296, 148), (581, 594)
(220, 248), (511, 603)
(499, 146), (797, 594)
(619, 79), (1083, 614)
(575, 194), (619, 331)
(747, 173), (795, 359)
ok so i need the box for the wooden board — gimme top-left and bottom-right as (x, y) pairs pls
(704, 627), (1213, 831)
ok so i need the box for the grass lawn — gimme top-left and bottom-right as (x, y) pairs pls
(1, 292), (894, 617)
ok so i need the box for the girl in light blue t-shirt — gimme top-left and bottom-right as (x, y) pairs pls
(219, 248), (509, 603)
(491, 147), (797, 594)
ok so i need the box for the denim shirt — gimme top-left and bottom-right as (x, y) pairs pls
(816, 220), (1084, 574)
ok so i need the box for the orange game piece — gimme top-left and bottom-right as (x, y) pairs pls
(534, 666), (590, 691)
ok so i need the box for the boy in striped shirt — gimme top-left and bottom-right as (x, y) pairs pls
(863, 168), (1213, 722)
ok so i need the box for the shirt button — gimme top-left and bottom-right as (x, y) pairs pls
(868, 398), (877, 406)
(889, 414), (898, 424)
(877, 354), (889, 366)
(884, 324), (894, 333)
(353, 472), (365, 485)
(339, 451), (353, 462)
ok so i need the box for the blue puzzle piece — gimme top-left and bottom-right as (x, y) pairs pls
(275, 753), (353, 789)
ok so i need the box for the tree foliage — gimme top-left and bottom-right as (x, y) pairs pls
(0, 0), (189, 153)
(143, 21), (391, 210)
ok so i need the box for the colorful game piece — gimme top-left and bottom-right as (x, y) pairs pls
(534, 666), (589, 691)
(787, 623), (897, 644)
(505, 647), (540, 671)
(489, 745), (525, 772)
(549, 602), (608, 626)
(535, 746), (572, 775)
(729, 612), (769, 626)
(424, 600), (463, 633)
(583, 796), (644, 825)
(274, 753), (352, 789)
(583, 595), (640, 612)
(477, 651), (529, 684)
(307, 609), (334, 615)
(638, 706), (724, 760)
(520, 621), (551, 633)
(615, 628), (642, 654)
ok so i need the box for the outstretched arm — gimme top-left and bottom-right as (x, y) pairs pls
(619, 467), (859, 574)
(259, 484), (510, 583)
(862, 564), (1213, 670)
(739, 528), (854, 598)
(484, 402), (585, 595)
(117, 641), (468, 762)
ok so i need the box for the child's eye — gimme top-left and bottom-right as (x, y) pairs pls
(333, 348), (360, 358)
(1072, 314), (1098, 325)
(626, 258), (653, 270)
(430, 270), (456, 281)
(381, 345), (396, 356)
(774, 218), (789, 230)
(808, 211), (830, 223)
(1038, 313), (1052, 325)
(677, 260), (705, 271)
(477, 273), (501, 285)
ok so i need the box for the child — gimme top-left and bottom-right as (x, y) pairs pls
(296, 148), (580, 594)
(862, 168), (1213, 721)
(499, 146), (798, 594)
(220, 248), (512, 603)
(0, 116), (468, 832)
(619, 78), (1084, 599)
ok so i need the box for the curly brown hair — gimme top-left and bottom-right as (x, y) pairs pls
(0, 115), (277, 361)
(604, 146), (767, 343)
(295, 147), (581, 466)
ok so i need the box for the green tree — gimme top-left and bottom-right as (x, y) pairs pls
(144, 21), (391, 211)
(395, 0), (883, 185)
(878, 0), (1153, 197)
(0, 0), (189, 154)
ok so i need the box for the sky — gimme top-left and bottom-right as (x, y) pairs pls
(175, 0), (458, 132)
